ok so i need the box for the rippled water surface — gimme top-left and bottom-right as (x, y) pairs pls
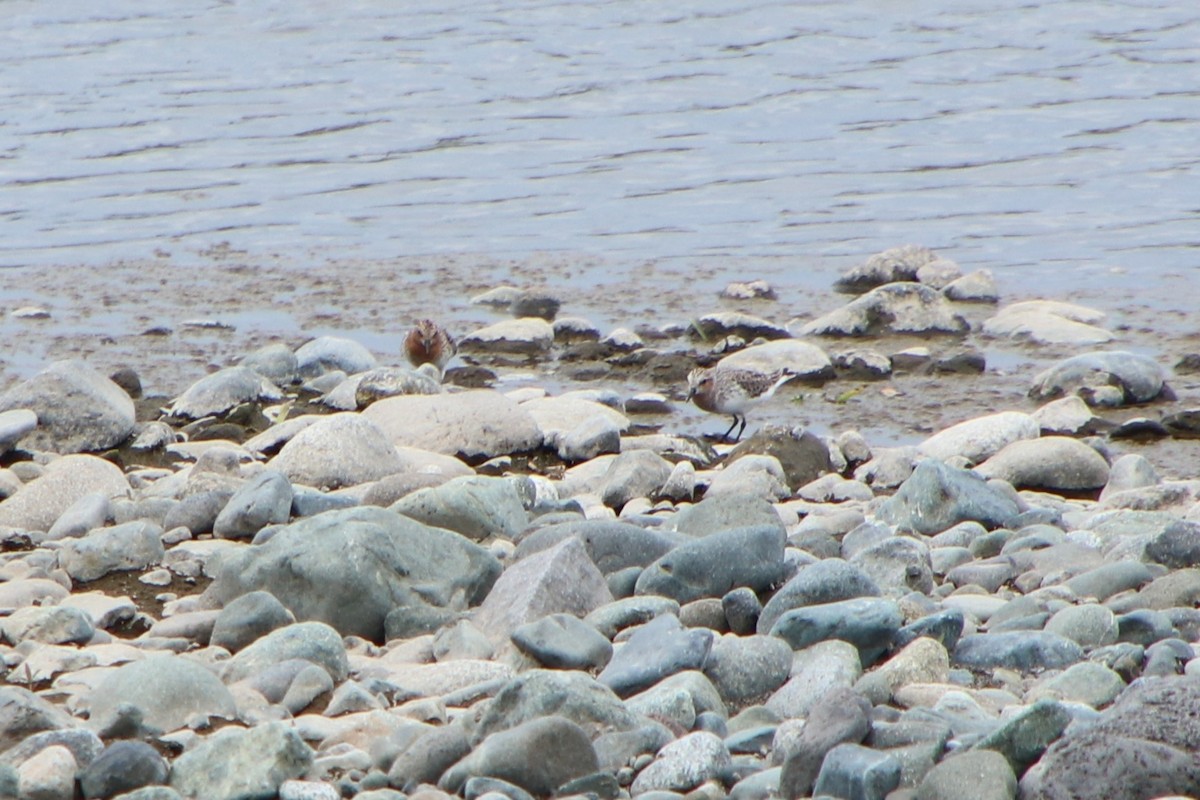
(2, 0), (1198, 293)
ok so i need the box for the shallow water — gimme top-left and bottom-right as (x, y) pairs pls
(3, 0), (1197, 298)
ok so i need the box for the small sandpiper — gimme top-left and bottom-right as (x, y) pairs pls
(404, 319), (457, 371)
(686, 365), (794, 442)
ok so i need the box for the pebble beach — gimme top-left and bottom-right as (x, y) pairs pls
(1, 245), (1199, 800)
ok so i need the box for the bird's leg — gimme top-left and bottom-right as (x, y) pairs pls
(721, 415), (740, 442)
(733, 415), (747, 442)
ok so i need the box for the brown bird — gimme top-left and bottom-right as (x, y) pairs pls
(687, 365), (794, 442)
(404, 319), (457, 371)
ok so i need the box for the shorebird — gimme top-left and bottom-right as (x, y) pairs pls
(403, 319), (457, 371)
(687, 365), (794, 442)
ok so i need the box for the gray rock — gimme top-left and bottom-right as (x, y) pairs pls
(1100, 453), (1160, 500)
(727, 428), (835, 493)
(0, 688), (78, 752)
(162, 490), (230, 536)
(472, 536), (612, 645)
(521, 396), (629, 449)
(15, 744), (75, 800)
(599, 450), (673, 511)
(392, 475), (528, 542)
(1030, 350), (1166, 406)
(1044, 603), (1118, 648)
(0, 360), (134, 453)
(702, 454), (790, 501)
(0, 408), (37, 455)
(0, 728), (102, 773)
(635, 524), (786, 605)
(770, 598), (901, 666)
(918, 411), (1040, 466)
(205, 506), (500, 642)
(1145, 520), (1200, 569)
(894, 608), (965, 652)
(43, 492), (111, 542)
(812, 743), (901, 800)
(167, 365), (283, 420)
(953, 631), (1084, 671)
(722, 587), (762, 635)
(557, 415), (622, 462)
(875, 459), (1020, 535)
(718, 340), (834, 382)
(212, 470), (293, 539)
(692, 311), (790, 341)
(1019, 677), (1200, 800)
(1116, 609), (1177, 645)
(1124, 568), (1200, 611)
(630, 732), (732, 794)
(441, 716), (597, 796)
(983, 300), (1112, 346)
(170, 721), (313, 800)
(597, 614), (713, 698)
(58, 520), (166, 583)
(511, 614), (613, 671)
(87, 655), (236, 734)
(585, 596), (681, 640)
(703, 634), (792, 708)
(268, 413), (406, 490)
(943, 269), (999, 303)
(1, 605), (94, 646)
(757, 559), (880, 635)
(767, 640), (862, 719)
(80, 741), (168, 800)
(849, 536), (934, 596)
(0, 455), (129, 532)
(1033, 395), (1104, 436)
(668, 493), (786, 538)
(114, 788), (183, 800)
(799, 282), (969, 337)
(834, 244), (939, 290)
(971, 698), (1071, 773)
(363, 390), (543, 459)
(915, 749), (1016, 800)
(294, 336), (378, 378)
(1027, 661), (1126, 708)
(975, 436), (1110, 491)
(460, 318), (555, 354)
(221, 622), (349, 684)
(779, 687), (872, 800)
(239, 343), (299, 385)
(1064, 560), (1154, 602)
(210, 590), (295, 653)
(463, 777), (535, 800)
(471, 670), (640, 745)
(354, 367), (442, 408)
(388, 724), (471, 791)
(514, 519), (677, 575)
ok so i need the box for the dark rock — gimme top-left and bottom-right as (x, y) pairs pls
(953, 632), (1084, 671)
(511, 614), (613, 671)
(597, 614), (713, 698)
(769, 597), (902, 666)
(779, 688), (872, 800)
(81, 741), (168, 800)
(757, 558), (880, 635)
(204, 506), (501, 642)
(876, 459), (1020, 535)
(635, 524), (786, 604)
(440, 716), (598, 797)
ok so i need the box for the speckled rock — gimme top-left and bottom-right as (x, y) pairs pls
(0, 359), (135, 454)
(363, 390), (543, 460)
(268, 413), (406, 490)
(170, 721), (313, 800)
(0, 455), (129, 532)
